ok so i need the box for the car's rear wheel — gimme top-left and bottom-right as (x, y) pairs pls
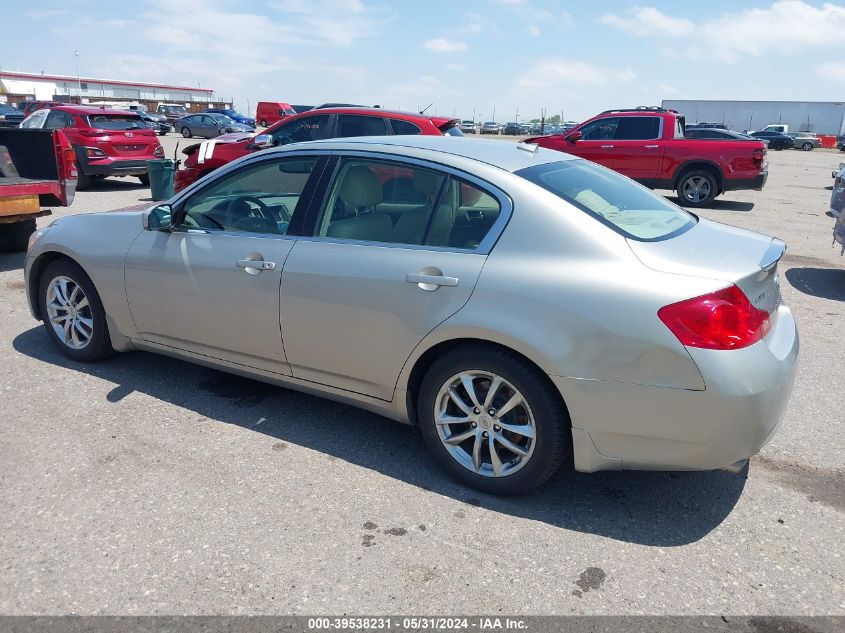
(417, 344), (571, 495)
(260, 118), (268, 127)
(38, 259), (113, 362)
(76, 167), (91, 190)
(181, 127), (192, 138)
(802, 142), (813, 151)
(677, 169), (718, 207)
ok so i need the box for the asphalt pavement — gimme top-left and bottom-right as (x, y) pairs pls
(0, 137), (842, 615)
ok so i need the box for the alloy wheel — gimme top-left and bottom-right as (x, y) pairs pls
(45, 275), (93, 350)
(434, 371), (536, 477)
(682, 176), (712, 204)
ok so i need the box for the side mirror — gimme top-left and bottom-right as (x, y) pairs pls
(249, 134), (274, 150)
(565, 130), (582, 143)
(144, 204), (173, 231)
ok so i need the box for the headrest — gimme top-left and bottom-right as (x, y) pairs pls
(339, 165), (383, 207)
(413, 170), (442, 197)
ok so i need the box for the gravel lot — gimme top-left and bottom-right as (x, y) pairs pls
(1, 136), (843, 615)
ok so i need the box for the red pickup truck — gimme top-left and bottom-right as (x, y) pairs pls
(0, 128), (77, 251)
(526, 107), (768, 207)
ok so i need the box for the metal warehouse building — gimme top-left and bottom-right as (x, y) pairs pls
(661, 99), (845, 135)
(0, 70), (231, 113)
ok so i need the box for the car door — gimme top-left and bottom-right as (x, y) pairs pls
(558, 117), (621, 167)
(279, 154), (508, 401)
(609, 115), (664, 185)
(124, 153), (328, 375)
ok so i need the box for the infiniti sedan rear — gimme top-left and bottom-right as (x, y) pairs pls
(24, 136), (798, 494)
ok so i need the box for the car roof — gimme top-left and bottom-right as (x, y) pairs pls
(295, 106), (446, 121)
(53, 105), (142, 116)
(283, 135), (573, 173)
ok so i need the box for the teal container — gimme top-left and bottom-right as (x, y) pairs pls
(146, 159), (175, 201)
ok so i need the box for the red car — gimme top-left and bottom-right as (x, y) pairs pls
(21, 105), (164, 189)
(255, 101), (297, 127)
(525, 107), (768, 207)
(175, 107), (461, 192)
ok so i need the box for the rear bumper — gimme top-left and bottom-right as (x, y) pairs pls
(557, 304), (798, 473)
(83, 159), (150, 177)
(725, 170), (768, 192)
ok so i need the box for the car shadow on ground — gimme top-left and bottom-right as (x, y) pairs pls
(667, 197), (755, 212)
(83, 178), (148, 193)
(13, 326), (747, 547)
(785, 267), (845, 301)
(0, 251), (26, 273)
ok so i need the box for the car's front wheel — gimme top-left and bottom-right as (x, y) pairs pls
(38, 259), (114, 362)
(417, 344), (571, 494)
(802, 142), (813, 151)
(677, 169), (718, 207)
(181, 127), (192, 138)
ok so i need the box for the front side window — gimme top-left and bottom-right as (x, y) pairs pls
(316, 158), (500, 248)
(271, 115), (331, 146)
(579, 117), (620, 140)
(516, 160), (696, 241)
(178, 157), (319, 235)
(337, 115), (388, 137)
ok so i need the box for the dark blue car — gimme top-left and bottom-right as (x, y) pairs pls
(205, 108), (255, 128)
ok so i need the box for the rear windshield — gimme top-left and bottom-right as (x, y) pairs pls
(443, 125), (464, 137)
(86, 115), (146, 130)
(516, 160), (696, 241)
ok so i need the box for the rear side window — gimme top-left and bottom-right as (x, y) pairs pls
(271, 114), (331, 145)
(337, 115), (389, 137)
(516, 160), (696, 241)
(390, 119), (422, 135)
(442, 125), (464, 137)
(44, 110), (73, 129)
(614, 117), (660, 140)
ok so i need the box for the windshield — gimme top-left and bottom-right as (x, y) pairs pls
(86, 115), (145, 130)
(516, 160), (696, 241)
(162, 105), (187, 114)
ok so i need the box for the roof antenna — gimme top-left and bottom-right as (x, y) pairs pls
(419, 103), (433, 115)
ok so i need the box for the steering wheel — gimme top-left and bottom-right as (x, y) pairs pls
(225, 195), (269, 223)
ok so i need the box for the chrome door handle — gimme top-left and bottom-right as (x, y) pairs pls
(644, 144), (659, 148)
(405, 273), (459, 290)
(236, 259), (276, 274)
(600, 144), (614, 149)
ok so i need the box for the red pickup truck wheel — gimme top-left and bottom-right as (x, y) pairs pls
(677, 170), (718, 208)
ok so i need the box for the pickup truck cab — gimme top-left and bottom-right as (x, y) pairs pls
(526, 107), (768, 207)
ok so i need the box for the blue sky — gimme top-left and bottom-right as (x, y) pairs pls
(6, 0), (845, 121)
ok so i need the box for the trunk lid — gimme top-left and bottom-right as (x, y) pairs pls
(627, 218), (784, 315)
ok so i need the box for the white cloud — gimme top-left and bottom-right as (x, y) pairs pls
(527, 25), (541, 36)
(445, 63), (467, 71)
(423, 38), (468, 53)
(26, 9), (70, 19)
(659, 84), (683, 97)
(817, 62), (845, 81)
(518, 58), (636, 88)
(599, 6), (694, 37)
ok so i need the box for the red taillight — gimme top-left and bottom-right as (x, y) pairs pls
(153, 145), (164, 157)
(752, 147), (766, 165)
(658, 285), (771, 350)
(63, 147), (78, 178)
(79, 129), (108, 137)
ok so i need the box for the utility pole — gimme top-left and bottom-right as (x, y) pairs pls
(515, 107), (519, 124)
(74, 51), (81, 103)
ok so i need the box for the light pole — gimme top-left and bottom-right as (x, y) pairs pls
(74, 51), (81, 102)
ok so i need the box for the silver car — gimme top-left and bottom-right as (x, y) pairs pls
(24, 136), (799, 494)
(787, 132), (821, 151)
(176, 113), (253, 139)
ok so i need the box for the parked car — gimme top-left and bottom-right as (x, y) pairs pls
(519, 123), (533, 135)
(480, 122), (501, 135)
(24, 136), (799, 494)
(292, 105), (315, 113)
(831, 163), (845, 218)
(155, 103), (189, 126)
(256, 101), (297, 127)
(175, 113), (253, 138)
(685, 127), (768, 145)
(787, 132), (821, 151)
(686, 122), (728, 130)
(502, 122), (521, 135)
(18, 100), (65, 117)
(838, 135), (845, 151)
(0, 127), (77, 251)
(206, 108), (256, 128)
(0, 103), (25, 128)
(174, 107), (463, 192)
(749, 130), (795, 150)
(525, 107), (769, 207)
(136, 110), (171, 136)
(460, 120), (478, 134)
(20, 106), (163, 189)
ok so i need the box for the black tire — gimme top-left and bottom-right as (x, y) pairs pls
(158, 131), (167, 136)
(676, 169), (719, 208)
(76, 167), (91, 190)
(417, 344), (571, 495)
(138, 173), (150, 186)
(802, 142), (813, 151)
(260, 118), (268, 127)
(0, 219), (36, 252)
(37, 258), (114, 362)
(181, 127), (192, 138)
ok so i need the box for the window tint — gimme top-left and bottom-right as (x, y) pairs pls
(271, 115), (330, 146)
(390, 119), (422, 135)
(44, 110), (73, 129)
(614, 117), (660, 140)
(516, 160), (696, 241)
(86, 115), (145, 130)
(337, 115), (389, 137)
(179, 157), (319, 235)
(316, 158), (500, 249)
(579, 117), (620, 140)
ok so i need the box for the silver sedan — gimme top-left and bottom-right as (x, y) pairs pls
(24, 136), (798, 494)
